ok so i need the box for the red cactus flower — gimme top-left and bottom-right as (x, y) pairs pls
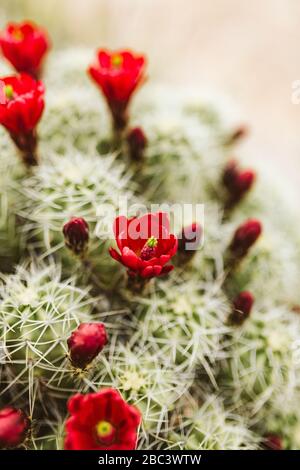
(231, 291), (254, 324)
(67, 323), (107, 369)
(0, 73), (44, 165)
(178, 222), (202, 255)
(0, 21), (50, 78)
(88, 49), (146, 130)
(230, 219), (262, 258)
(127, 127), (147, 161)
(65, 389), (141, 450)
(63, 217), (89, 255)
(223, 160), (256, 207)
(0, 407), (30, 449)
(109, 212), (178, 279)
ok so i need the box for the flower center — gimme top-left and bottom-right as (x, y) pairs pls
(95, 420), (116, 445)
(12, 29), (24, 41)
(140, 237), (158, 261)
(111, 54), (123, 68)
(3, 84), (14, 100)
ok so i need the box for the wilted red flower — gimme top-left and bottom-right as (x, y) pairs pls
(65, 389), (141, 450)
(231, 291), (254, 324)
(63, 217), (89, 255)
(127, 127), (147, 162)
(0, 21), (50, 78)
(0, 73), (44, 165)
(230, 219), (262, 258)
(88, 49), (146, 130)
(0, 407), (30, 449)
(109, 212), (178, 279)
(223, 160), (256, 207)
(178, 222), (202, 255)
(263, 434), (283, 450)
(67, 323), (107, 369)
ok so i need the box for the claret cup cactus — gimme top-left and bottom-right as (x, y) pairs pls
(0, 21), (300, 452)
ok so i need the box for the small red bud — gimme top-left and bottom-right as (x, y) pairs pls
(230, 219), (262, 258)
(0, 407), (30, 449)
(223, 160), (255, 207)
(178, 223), (202, 255)
(63, 217), (89, 255)
(127, 127), (147, 161)
(263, 434), (283, 450)
(67, 323), (108, 369)
(231, 291), (254, 324)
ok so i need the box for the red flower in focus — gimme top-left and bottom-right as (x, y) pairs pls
(230, 219), (262, 258)
(88, 49), (146, 130)
(63, 217), (89, 255)
(0, 21), (50, 78)
(109, 212), (178, 279)
(223, 160), (256, 208)
(0, 407), (30, 449)
(65, 389), (141, 450)
(67, 323), (107, 369)
(231, 291), (254, 324)
(0, 73), (44, 165)
(127, 127), (147, 162)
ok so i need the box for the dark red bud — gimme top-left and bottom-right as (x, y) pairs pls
(67, 322), (108, 369)
(223, 160), (256, 207)
(127, 127), (147, 161)
(231, 291), (254, 324)
(178, 223), (202, 255)
(0, 407), (30, 449)
(63, 217), (89, 255)
(263, 434), (283, 450)
(230, 219), (262, 258)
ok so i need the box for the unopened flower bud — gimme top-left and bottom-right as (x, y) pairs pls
(0, 407), (30, 449)
(230, 291), (254, 324)
(63, 217), (89, 255)
(127, 127), (147, 162)
(263, 434), (283, 450)
(67, 322), (108, 369)
(230, 219), (262, 259)
(223, 160), (255, 208)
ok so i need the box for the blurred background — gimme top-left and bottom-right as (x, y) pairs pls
(1, 0), (300, 195)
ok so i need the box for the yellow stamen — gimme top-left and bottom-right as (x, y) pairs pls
(96, 420), (113, 438)
(147, 236), (158, 248)
(111, 54), (123, 68)
(12, 29), (24, 41)
(4, 85), (14, 100)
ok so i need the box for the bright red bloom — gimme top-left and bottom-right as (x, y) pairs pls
(127, 127), (147, 161)
(109, 212), (178, 279)
(0, 73), (44, 165)
(230, 219), (262, 258)
(0, 407), (30, 449)
(223, 160), (256, 206)
(65, 389), (141, 450)
(0, 21), (50, 78)
(231, 291), (254, 324)
(88, 49), (146, 130)
(63, 217), (89, 255)
(67, 323), (108, 369)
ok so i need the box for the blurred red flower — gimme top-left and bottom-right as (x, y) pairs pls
(0, 21), (50, 78)
(63, 217), (89, 256)
(109, 212), (178, 279)
(88, 49), (146, 130)
(65, 389), (141, 450)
